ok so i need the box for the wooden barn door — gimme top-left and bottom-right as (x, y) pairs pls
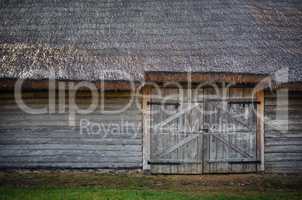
(149, 102), (204, 174)
(203, 100), (258, 173)
(146, 88), (261, 174)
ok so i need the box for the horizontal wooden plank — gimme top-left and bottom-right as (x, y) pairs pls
(264, 127), (302, 132)
(0, 138), (142, 145)
(0, 127), (141, 135)
(265, 111), (302, 119)
(265, 96), (302, 100)
(0, 110), (142, 115)
(264, 120), (302, 131)
(0, 98), (137, 105)
(0, 144), (142, 152)
(0, 91), (133, 99)
(265, 137), (302, 146)
(0, 104), (141, 113)
(0, 129), (142, 136)
(265, 145), (302, 153)
(265, 167), (302, 173)
(0, 113), (142, 122)
(265, 161), (302, 169)
(264, 91), (302, 98)
(0, 120), (142, 128)
(265, 153), (302, 162)
(268, 108), (302, 113)
(0, 162), (142, 169)
(0, 155), (142, 163)
(0, 149), (142, 158)
(0, 108), (141, 115)
(265, 133), (302, 138)
(265, 99), (302, 106)
(265, 120), (302, 125)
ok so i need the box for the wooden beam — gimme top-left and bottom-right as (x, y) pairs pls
(145, 72), (267, 84)
(0, 80), (140, 91)
(142, 86), (151, 171)
(256, 90), (265, 172)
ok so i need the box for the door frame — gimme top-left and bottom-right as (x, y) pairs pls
(142, 86), (265, 173)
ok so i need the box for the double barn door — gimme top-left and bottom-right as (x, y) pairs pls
(148, 89), (259, 174)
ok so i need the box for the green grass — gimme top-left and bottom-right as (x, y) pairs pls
(0, 172), (302, 200)
(0, 187), (301, 200)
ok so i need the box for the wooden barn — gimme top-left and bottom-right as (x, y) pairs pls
(0, 0), (301, 174)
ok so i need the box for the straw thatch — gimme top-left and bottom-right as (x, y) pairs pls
(0, 0), (301, 83)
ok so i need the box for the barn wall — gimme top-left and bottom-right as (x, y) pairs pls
(264, 90), (302, 173)
(0, 91), (143, 169)
(2, 88), (302, 173)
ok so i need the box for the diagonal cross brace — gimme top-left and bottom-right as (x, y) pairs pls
(210, 134), (254, 158)
(153, 103), (201, 129)
(154, 134), (199, 158)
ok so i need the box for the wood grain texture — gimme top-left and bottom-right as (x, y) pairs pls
(264, 90), (302, 173)
(148, 87), (259, 174)
(0, 91), (143, 169)
(203, 87), (258, 174)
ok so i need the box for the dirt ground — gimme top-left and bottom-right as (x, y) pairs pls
(0, 171), (301, 194)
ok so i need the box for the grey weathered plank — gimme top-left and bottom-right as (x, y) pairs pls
(265, 153), (302, 161)
(0, 162), (142, 169)
(0, 91), (143, 169)
(265, 161), (302, 169)
(0, 144), (142, 151)
(265, 145), (302, 153)
(0, 155), (142, 163)
(0, 149), (142, 157)
(0, 138), (142, 145)
(264, 90), (302, 173)
(265, 138), (302, 146)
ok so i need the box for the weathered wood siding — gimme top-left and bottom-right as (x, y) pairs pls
(0, 91), (142, 169)
(264, 90), (302, 173)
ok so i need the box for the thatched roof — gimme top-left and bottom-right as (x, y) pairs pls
(0, 0), (301, 83)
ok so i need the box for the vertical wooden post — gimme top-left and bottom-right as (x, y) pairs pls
(142, 86), (151, 171)
(256, 90), (265, 172)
